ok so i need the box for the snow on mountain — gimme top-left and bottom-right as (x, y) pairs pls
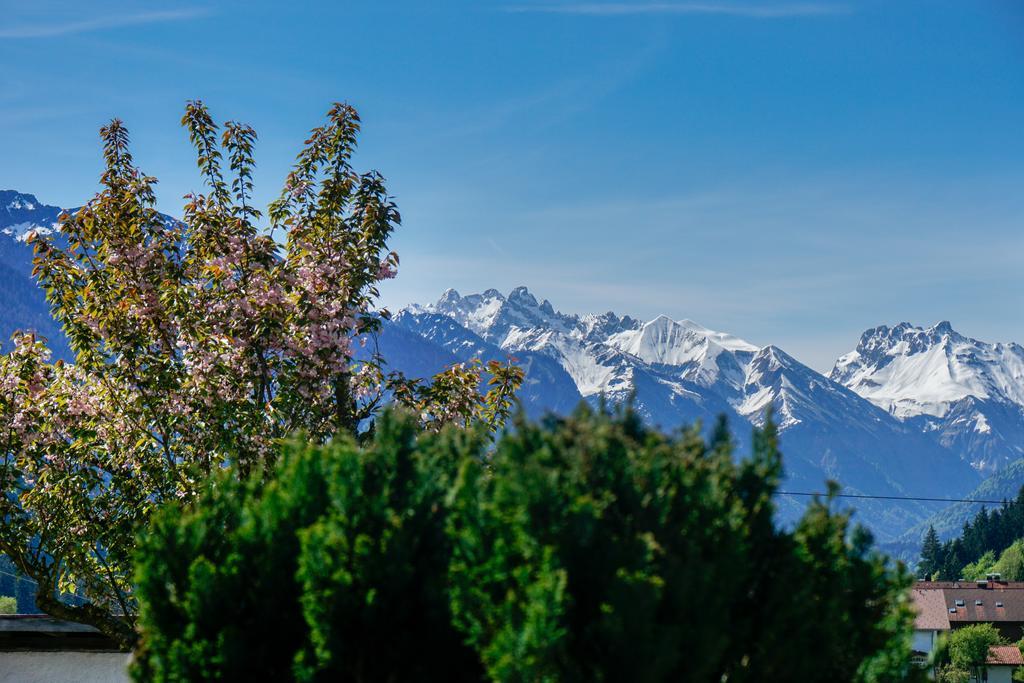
(831, 322), (1024, 472)
(421, 288), (756, 405)
(605, 315), (757, 391)
(606, 314), (758, 363)
(1, 190), (62, 241)
(2, 188), (1018, 544)
(390, 310), (584, 417)
(0, 191), (70, 358)
(833, 322), (1024, 418)
(386, 286), (986, 541)
(403, 290), (744, 429)
(0, 190), (186, 361)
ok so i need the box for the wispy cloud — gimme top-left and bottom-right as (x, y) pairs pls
(0, 8), (211, 39)
(503, 2), (850, 18)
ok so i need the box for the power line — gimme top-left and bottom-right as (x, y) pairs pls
(0, 568), (36, 586)
(777, 491), (1009, 505)
(0, 568), (90, 607)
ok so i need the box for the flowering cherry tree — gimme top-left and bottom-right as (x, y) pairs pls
(0, 102), (521, 647)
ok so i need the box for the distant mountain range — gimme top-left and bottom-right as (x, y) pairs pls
(4, 189), (1024, 546)
(383, 289), (1008, 543)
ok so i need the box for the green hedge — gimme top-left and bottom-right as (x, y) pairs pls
(132, 407), (922, 682)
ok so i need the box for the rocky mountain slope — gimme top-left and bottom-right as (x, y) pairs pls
(831, 322), (1024, 473)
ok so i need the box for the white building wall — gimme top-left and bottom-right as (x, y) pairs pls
(913, 629), (936, 654)
(986, 665), (1014, 683)
(0, 651), (130, 683)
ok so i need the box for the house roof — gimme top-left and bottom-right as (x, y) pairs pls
(914, 581), (1024, 624)
(911, 588), (951, 630)
(987, 646), (1024, 666)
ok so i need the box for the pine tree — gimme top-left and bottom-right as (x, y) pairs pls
(941, 541), (966, 581)
(919, 526), (941, 579)
(917, 485), (1024, 581)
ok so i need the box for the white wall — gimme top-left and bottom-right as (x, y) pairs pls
(913, 629), (936, 654)
(986, 665), (1014, 683)
(0, 651), (130, 683)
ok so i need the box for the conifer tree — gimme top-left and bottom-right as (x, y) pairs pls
(919, 526), (942, 579)
(916, 486), (1024, 581)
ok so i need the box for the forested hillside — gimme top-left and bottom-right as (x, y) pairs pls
(919, 486), (1024, 580)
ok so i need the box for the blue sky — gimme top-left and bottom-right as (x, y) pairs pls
(2, 0), (1022, 370)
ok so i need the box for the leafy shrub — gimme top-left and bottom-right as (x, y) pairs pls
(935, 663), (971, 683)
(0, 595), (16, 615)
(133, 407), (922, 682)
(960, 550), (996, 580)
(947, 623), (1002, 675)
(993, 540), (1024, 580)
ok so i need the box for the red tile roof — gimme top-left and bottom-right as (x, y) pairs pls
(987, 646), (1024, 666)
(914, 581), (1024, 624)
(911, 588), (951, 630)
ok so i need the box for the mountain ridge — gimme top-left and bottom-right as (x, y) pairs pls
(392, 285), (992, 541)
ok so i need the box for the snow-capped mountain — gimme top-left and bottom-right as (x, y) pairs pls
(0, 190), (63, 242)
(0, 190), (182, 360)
(406, 287), (749, 430)
(390, 287), (984, 541)
(0, 191), (69, 358)
(4, 189), (1022, 545)
(831, 322), (1024, 473)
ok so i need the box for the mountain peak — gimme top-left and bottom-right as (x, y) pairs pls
(481, 288), (504, 300)
(1, 190), (42, 210)
(646, 314), (675, 329)
(832, 322), (1024, 426)
(1, 190), (64, 242)
(438, 288), (461, 305)
(420, 285), (576, 341)
(508, 286), (537, 308)
(750, 344), (800, 372)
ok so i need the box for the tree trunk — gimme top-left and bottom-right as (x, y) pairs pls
(3, 547), (138, 651)
(334, 371), (358, 437)
(34, 583), (137, 651)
